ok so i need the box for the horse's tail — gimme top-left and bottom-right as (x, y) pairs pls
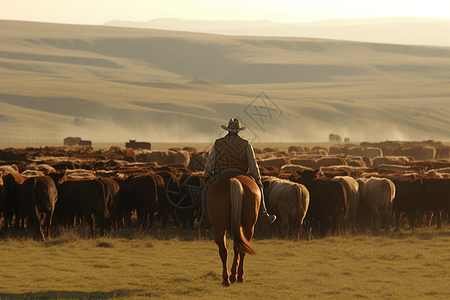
(230, 178), (258, 255)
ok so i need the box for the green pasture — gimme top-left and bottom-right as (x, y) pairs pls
(1, 226), (450, 300)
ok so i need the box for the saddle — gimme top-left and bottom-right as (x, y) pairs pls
(207, 168), (255, 188)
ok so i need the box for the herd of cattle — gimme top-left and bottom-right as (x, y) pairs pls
(1, 140), (450, 241)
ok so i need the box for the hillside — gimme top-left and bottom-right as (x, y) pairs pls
(1, 20), (450, 146)
(105, 17), (450, 48)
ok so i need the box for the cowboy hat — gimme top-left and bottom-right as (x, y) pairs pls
(221, 118), (247, 133)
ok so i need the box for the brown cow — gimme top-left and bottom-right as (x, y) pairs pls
(288, 146), (303, 154)
(316, 156), (347, 169)
(362, 147), (383, 159)
(258, 157), (290, 170)
(262, 176), (309, 239)
(63, 137), (81, 147)
(290, 157), (318, 170)
(98, 177), (121, 232)
(332, 176), (359, 233)
(357, 177), (395, 233)
(19, 175), (58, 240)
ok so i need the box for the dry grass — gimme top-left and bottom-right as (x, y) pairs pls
(1, 225), (450, 299)
(1, 20), (450, 145)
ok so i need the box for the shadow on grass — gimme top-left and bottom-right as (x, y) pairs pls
(0, 289), (137, 300)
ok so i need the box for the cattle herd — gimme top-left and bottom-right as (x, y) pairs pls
(1, 140), (450, 241)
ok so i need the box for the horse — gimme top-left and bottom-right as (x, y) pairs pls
(207, 174), (260, 286)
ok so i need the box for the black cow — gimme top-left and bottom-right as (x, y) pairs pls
(55, 179), (109, 236)
(155, 170), (180, 228)
(295, 170), (347, 237)
(19, 176), (58, 240)
(1, 172), (27, 230)
(389, 176), (421, 231)
(79, 140), (92, 147)
(125, 140), (151, 150)
(0, 176), (5, 214)
(120, 174), (158, 228)
(148, 173), (168, 227)
(418, 177), (450, 229)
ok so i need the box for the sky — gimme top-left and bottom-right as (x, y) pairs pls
(1, 0), (449, 25)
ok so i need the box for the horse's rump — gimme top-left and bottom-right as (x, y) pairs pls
(208, 174), (259, 255)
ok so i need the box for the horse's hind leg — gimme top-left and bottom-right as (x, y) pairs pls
(214, 228), (230, 286)
(236, 223), (254, 283)
(230, 245), (240, 284)
(237, 253), (246, 283)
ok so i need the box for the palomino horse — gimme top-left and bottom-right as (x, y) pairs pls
(207, 174), (260, 286)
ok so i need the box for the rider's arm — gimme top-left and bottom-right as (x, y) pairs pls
(203, 143), (216, 178)
(247, 144), (261, 184)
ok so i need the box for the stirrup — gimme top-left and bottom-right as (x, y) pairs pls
(193, 215), (203, 229)
(259, 213), (276, 224)
(194, 214), (210, 230)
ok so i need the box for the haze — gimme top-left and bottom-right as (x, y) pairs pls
(2, 0), (449, 25)
(1, 2), (450, 145)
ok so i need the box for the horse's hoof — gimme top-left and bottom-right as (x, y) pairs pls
(222, 280), (230, 287)
(237, 277), (244, 283)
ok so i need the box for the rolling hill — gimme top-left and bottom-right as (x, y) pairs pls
(105, 17), (450, 48)
(1, 20), (450, 146)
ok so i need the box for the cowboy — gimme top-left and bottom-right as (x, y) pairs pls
(194, 118), (276, 229)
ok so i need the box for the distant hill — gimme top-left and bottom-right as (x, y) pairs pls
(1, 20), (450, 145)
(104, 17), (450, 47)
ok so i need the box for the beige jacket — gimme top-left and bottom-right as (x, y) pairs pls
(204, 142), (261, 183)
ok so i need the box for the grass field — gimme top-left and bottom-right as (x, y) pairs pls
(1, 226), (450, 300)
